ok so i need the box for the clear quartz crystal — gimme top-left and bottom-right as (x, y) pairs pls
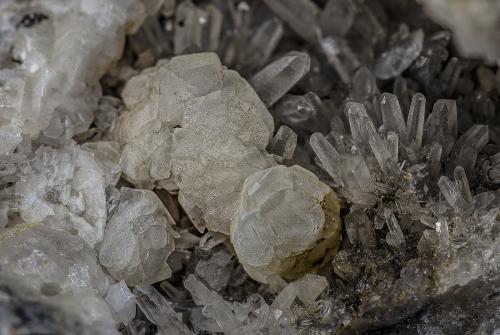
(134, 285), (192, 335)
(99, 187), (176, 286)
(269, 125), (298, 162)
(374, 29), (424, 79)
(262, 0), (320, 41)
(231, 165), (342, 283)
(250, 51), (311, 107)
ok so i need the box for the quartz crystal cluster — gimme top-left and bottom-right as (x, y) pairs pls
(0, 0), (499, 334)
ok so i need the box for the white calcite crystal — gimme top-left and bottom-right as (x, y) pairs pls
(231, 165), (342, 283)
(118, 52), (276, 233)
(0, 224), (115, 328)
(98, 187), (176, 286)
(0, 0), (148, 153)
(15, 143), (109, 247)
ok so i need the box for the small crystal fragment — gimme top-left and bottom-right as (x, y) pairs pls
(269, 125), (298, 162)
(134, 285), (192, 335)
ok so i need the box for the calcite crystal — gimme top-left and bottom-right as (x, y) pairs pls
(231, 165), (342, 283)
(99, 187), (176, 286)
(0, 0), (151, 157)
(15, 143), (109, 247)
(0, 224), (115, 329)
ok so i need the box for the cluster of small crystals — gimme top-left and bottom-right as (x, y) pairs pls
(0, 0), (499, 334)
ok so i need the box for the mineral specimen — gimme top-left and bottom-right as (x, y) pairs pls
(0, 0), (499, 334)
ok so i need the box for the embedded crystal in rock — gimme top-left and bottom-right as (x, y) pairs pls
(98, 187), (176, 286)
(231, 165), (342, 283)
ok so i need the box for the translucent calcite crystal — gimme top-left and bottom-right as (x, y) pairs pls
(231, 165), (342, 283)
(0, 224), (115, 329)
(0, 0), (148, 153)
(15, 143), (109, 247)
(98, 187), (176, 286)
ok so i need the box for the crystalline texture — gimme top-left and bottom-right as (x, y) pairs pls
(0, 224), (115, 329)
(4, 0), (147, 144)
(250, 51), (311, 107)
(134, 285), (192, 335)
(15, 143), (108, 247)
(231, 165), (342, 283)
(99, 187), (176, 286)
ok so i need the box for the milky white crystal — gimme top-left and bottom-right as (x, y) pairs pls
(0, 0), (148, 154)
(15, 143), (109, 247)
(118, 53), (275, 233)
(0, 224), (115, 328)
(98, 187), (176, 286)
(231, 165), (342, 283)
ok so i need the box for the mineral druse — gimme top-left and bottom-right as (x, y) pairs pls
(0, 0), (499, 334)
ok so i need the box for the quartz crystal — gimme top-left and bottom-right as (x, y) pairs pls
(99, 187), (176, 286)
(231, 165), (342, 283)
(249, 51), (311, 107)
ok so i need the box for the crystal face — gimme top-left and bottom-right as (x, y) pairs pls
(0, 0), (499, 334)
(231, 165), (342, 283)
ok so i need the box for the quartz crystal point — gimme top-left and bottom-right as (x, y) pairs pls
(99, 187), (176, 286)
(374, 29), (424, 79)
(0, 224), (115, 329)
(262, 0), (320, 42)
(231, 165), (342, 283)
(174, 0), (222, 54)
(15, 143), (109, 247)
(269, 125), (298, 162)
(249, 51), (311, 107)
(320, 0), (357, 37)
(0, 0), (147, 148)
(134, 285), (192, 335)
